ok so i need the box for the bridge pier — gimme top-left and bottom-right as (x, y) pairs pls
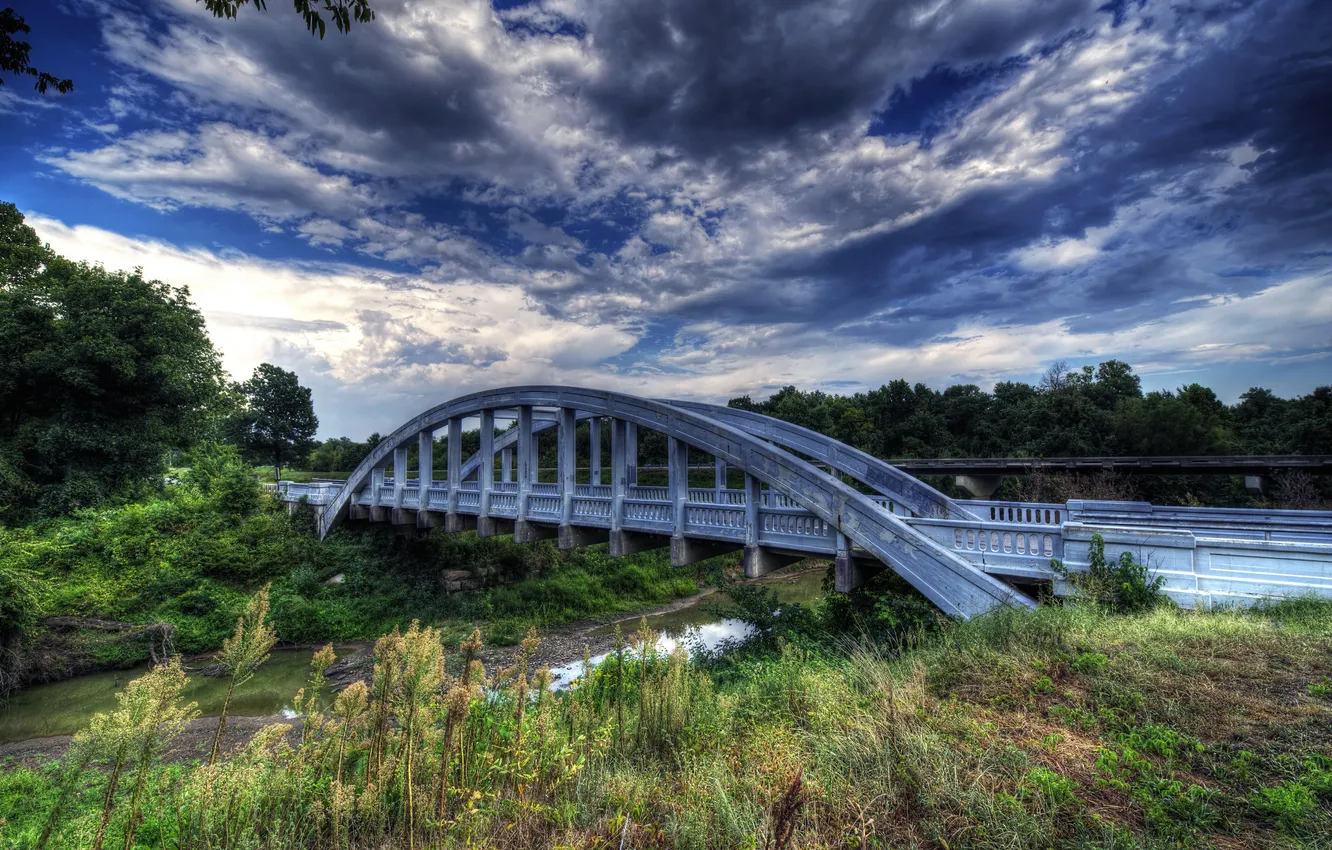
(834, 532), (884, 592)
(417, 510), (445, 529)
(477, 516), (513, 537)
(391, 508), (417, 526)
(743, 545), (802, 578)
(610, 529), (669, 556)
(671, 536), (741, 567)
(560, 524), (608, 549)
(447, 513), (477, 533)
(515, 520), (557, 543)
(349, 504), (370, 521)
(955, 474), (1002, 500)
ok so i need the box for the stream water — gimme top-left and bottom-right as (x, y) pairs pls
(0, 570), (827, 744)
(547, 568), (826, 688)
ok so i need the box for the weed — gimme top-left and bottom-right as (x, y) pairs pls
(1251, 781), (1316, 831)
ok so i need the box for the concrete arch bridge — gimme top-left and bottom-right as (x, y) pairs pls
(278, 386), (1332, 617)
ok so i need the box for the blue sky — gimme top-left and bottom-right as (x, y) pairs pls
(2, 0), (1329, 438)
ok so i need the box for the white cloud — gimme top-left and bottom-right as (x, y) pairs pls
(40, 124), (383, 220)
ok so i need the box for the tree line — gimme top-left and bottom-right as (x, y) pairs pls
(727, 361), (1331, 460)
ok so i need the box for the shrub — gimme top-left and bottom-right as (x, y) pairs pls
(1053, 534), (1168, 614)
(1251, 781), (1316, 831)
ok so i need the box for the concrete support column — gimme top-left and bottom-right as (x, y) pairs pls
(715, 457), (727, 503)
(390, 445), (416, 526)
(417, 430), (433, 495)
(558, 407), (576, 526)
(517, 406), (533, 522)
(445, 417), (466, 532)
(393, 446), (408, 508)
(667, 437), (734, 565)
(370, 467), (387, 521)
(740, 473), (797, 577)
(477, 409), (496, 536)
(589, 416), (602, 486)
(501, 447), (512, 483)
(514, 405), (555, 542)
(609, 417), (667, 557)
(669, 437), (688, 537)
(833, 531), (881, 592)
(625, 421), (638, 487)
(557, 408), (600, 548)
(955, 474), (1001, 500)
(610, 418), (626, 533)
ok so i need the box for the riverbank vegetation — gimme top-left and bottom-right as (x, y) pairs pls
(2, 592), (1329, 849)
(0, 442), (699, 691)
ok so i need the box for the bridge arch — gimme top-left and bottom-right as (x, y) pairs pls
(316, 386), (1032, 618)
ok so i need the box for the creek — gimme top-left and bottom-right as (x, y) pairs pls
(0, 569), (826, 744)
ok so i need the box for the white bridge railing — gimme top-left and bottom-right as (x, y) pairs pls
(279, 475), (1332, 610)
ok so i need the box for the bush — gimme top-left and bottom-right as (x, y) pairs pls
(1252, 781), (1316, 831)
(181, 443), (262, 517)
(1054, 534), (1168, 614)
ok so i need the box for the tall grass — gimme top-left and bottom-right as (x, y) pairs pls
(4, 596), (1331, 849)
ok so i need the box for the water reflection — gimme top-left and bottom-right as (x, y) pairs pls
(0, 649), (335, 744)
(547, 569), (826, 689)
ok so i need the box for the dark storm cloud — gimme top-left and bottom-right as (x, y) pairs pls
(102, 0), (544, 185)
(580, 0), (1098, 162)
(643, 0), (1332, 342)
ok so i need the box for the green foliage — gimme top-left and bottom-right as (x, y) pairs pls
(1070, 651), (1109, 674)
(1251, 781), (1316, 832)
(0, 203), (226, 520)
(1053, 534), (1168, 614)
(180, 442), (261, 516)
(1308, 675), (1332, 699)
(199, 0), (377, 40)
(224, 363), (319, 481)
(0, 8), (72, 93)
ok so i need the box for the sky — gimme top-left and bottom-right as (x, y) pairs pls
(2, 0), (1330, 439)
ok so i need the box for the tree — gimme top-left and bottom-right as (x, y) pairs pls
(1, 1), (376, 94)
(0, 8), (72, 94)
(1, 203), (226, 518)
(228, 363), (319, 481)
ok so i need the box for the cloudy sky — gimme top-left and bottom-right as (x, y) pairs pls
(3, 0), (1329, 438)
